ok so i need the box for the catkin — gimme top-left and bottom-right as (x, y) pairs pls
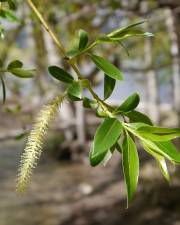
(16, 94), (65, 193)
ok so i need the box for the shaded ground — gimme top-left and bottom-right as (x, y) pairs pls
(0, 140), (180, 225)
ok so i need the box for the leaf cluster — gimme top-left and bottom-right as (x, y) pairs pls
(46, 21), (180, 206)
(0, 0), (19, 38)
(2, 2), (179, 207)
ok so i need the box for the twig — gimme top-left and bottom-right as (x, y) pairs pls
(26, 0), (112, 114)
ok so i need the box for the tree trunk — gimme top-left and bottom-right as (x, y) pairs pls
(141, 1), (160, 123)
(165, 9), (180, 126)
(173, 9), (180, 126)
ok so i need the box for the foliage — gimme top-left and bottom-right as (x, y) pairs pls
(0, 59), (34, 103)
(0, 0), (180, 207)
(0, 0), (19, 38)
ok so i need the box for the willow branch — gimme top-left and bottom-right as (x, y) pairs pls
(26, 0), (111, 113)
(27, 0), (66, 56)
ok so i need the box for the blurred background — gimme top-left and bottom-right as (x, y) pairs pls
(0, 0), (180, 225)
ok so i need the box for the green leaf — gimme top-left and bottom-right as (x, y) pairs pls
(78, 29), (88, 51)
(96, 34), (121, 45)
(126, 122), (146, 130)
(0, 8), (19, 22)
(125, 110), (153, 125)
(125, 122), (180, 141)
(0, 76), (6, 104)
(104, 74), (116, 100)
(155, 141), (180, 163)
(137, 125), (180, 134)
(110, 29), (153, 40)
(97, 29), (152, 48)
(142, 140), (180, 163)
(136, 125), (180, 141)
(157, 158), (170, 182)
(90, 118), (123, 166)
(8, 68), (34, 78)
(114, 93), (140, 114)
(83, 97), (97, 109)
(67, 81), (82, 101)
(122, 133), (139, 206)
(90, 54), (123, 81)
(48, 66), (74, 84)
(89, 146), (107, 167)
(7, 0), (17, 10)
(94, 118), (122, 152)
(7, 60), (23, 69)
(96, 34), (116, 43)
(138, 133), (180, 142)
(108, 21), (147, 38)
(142, 141), (170, 182)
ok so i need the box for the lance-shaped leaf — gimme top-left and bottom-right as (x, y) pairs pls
(137, 125), (180, 134)
(108, 21), (146, 38)
(142, 141), (170, 182)
(126, 122), (146, 131)
(104, 74), (116, 100)
(97, 34), (117, 44)
(114, 93), (140, 114)
(126, 122), (180, 142)
(136, 125), (180, 141)
(48, 66), (74, 84)
(67, 81), (82, 101)
(122, 133), (139, 206)
(90, 54), (123, 81)
(90, 118), (123, 166)
(78, 29), (88, 51)
(8, 68), (34, 78)
(125, 110), (153, 125)
(142, 140), (180, 163)
(109, 29), (153, 41)
(137, 132), (180, 142)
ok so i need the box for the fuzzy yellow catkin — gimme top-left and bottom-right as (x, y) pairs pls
(16, 94), (65, 193)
